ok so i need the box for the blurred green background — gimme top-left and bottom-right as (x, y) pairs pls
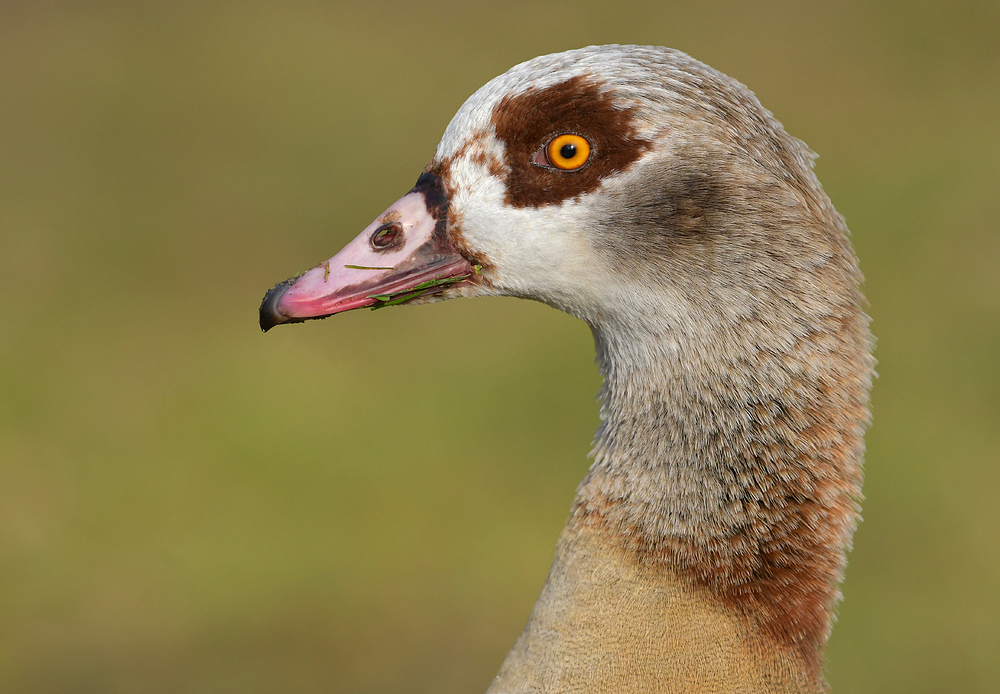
(1, 1), (998, 692)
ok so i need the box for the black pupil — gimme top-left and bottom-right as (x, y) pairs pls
(559, 143), (577, 160)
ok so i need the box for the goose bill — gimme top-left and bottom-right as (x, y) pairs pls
(259, 181), (474, 331)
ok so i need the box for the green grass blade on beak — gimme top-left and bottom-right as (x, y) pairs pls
(366, 274), (471, 311)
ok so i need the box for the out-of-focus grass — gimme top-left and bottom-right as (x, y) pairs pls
(1, 1), (998, 692)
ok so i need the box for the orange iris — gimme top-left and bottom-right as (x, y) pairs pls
(546, 134), (591, 170)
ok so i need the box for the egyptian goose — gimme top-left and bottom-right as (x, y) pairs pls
(260, 45), (873, 693)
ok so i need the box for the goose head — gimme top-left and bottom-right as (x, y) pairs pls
(261, 46), (863, 369)
(260, 45), (873, 690)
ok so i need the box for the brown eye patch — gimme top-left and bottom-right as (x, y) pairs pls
(491, 74), (653, 209)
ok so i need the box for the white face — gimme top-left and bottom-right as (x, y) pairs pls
(420, 43), (836, 351)
(446, 136), (620, 318)
(428, 46), (679, 326)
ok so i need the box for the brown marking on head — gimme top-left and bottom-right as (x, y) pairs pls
(490, 74), (653, 208)
(430, 128), (506, 181)
(469, 143), (506, 180)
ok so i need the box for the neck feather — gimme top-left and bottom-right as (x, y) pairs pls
(573, 300), (872, 675)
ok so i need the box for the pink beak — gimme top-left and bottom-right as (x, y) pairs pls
(260, 173), (476, 331)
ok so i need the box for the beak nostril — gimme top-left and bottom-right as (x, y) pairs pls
(371, 223), (402, 249)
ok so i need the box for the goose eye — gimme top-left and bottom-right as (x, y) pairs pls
(542, 134), (591, 170)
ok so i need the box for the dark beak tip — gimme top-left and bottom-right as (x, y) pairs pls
(259, 278), (296, 332)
